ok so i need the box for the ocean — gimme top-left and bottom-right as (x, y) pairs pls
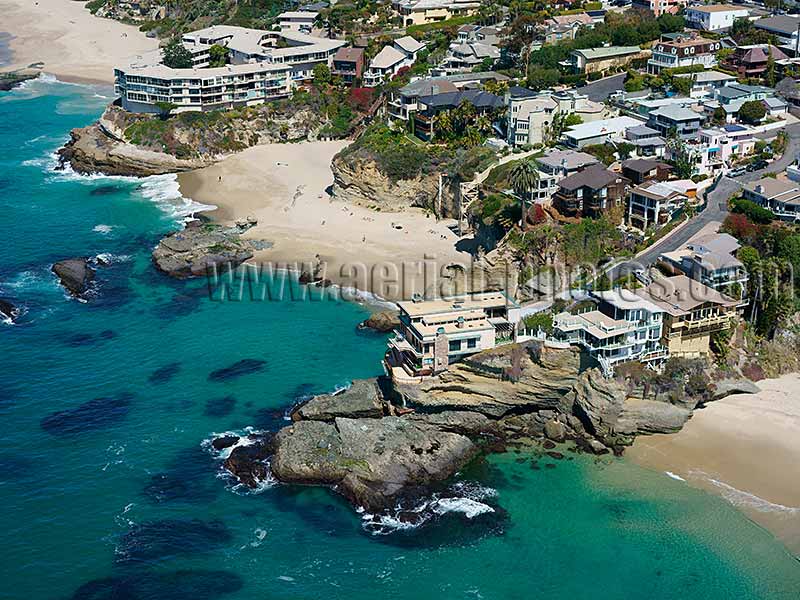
(1, 78), (799, 600)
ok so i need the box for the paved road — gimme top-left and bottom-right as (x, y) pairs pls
(607, 123), (800, 281)
(579, 73), (627, 103)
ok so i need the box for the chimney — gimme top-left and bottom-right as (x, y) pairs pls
(755, 184), (764, 194)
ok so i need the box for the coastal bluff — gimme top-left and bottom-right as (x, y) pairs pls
(214, 342), (714, 513)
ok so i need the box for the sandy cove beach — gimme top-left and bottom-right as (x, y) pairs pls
(2, 0), (156, 84)
(178, 141), (475, 301)
(628, 374), (800, 555)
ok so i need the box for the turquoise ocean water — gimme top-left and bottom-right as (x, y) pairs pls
(1, 78), (799, 600)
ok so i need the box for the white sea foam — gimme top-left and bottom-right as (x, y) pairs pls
(665, 471), (686, 482)
(93, 224), (115, 234)
(137, 174), (216, 220)
(432, 498), (495, 519)
(690, 470), (800, 515)
(95, 252), (131, 265)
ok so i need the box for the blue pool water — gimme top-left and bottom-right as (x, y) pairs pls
(1, 78), (799, 600)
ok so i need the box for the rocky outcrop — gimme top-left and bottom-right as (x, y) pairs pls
(0, 298), (20, 323)
(331, 155), (454, 214)
(57, 123), (208, 177)
(52, 258), (95, 297)
(615, 399), (693, 435)
(0, 68), (41, 91)
(292, 379), (385, 421)
(358, 311), (400, 333)
(270, 416), (479, 510)
(710, 378), (760, 401)
(152, 220), (263, 279)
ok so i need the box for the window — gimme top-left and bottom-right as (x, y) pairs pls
(467, 338), (477, 349)
(449, 340), (462, 352)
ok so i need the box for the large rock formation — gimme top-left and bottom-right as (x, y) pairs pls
(152, 220), (261, 279)
(214, 342), (708, 512)
(51, 258), (95, 297)
(358, 311), (401, 333)
(57, 123), (208, 177)
(0, 68), (41, 91)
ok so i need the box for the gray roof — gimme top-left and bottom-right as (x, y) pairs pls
(650, 105), (703, 122)
(622, 159), (671, 174)
(572, 46), (642, 60)
(537, 149), (600, 170)
(627, 124), (660, 137)
(417, 89), (504, 110)
(754, 15), (800, 36)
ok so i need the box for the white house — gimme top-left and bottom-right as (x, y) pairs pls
(685, 5), (750, 32)
(277, 11), (318, 33)
(363, 36), (425, 87)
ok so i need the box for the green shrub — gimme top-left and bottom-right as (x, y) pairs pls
(730, 197), (774, 224)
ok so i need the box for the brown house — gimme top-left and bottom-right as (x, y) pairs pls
(552, 164), (629, 219)
(621, 159), (673, 185)
(723, 44), (788, 79)
(331, 47), (365, 84)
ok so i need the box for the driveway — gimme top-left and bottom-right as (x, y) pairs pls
(606, 122), (800, 281)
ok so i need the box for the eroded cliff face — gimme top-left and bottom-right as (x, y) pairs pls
(58, 104), (324, 177)
(330, 153), (457, 215)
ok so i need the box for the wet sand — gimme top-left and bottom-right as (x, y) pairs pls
(628, 374), (800, 555)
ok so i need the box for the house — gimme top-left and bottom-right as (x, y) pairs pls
(363, 36), (425, 87)
(392, 0), (480, 27)
(413, 89), (504, 141)
(331, 47), (365, 84)
(647, 34), (720, 75)
(685, 4), (750, 32)
(441, 40), (500, 73)
(621, 159), (672, 184)
(631, 0), (688, 17)
(506, 89), (606, 148)
(674, 70), (736, 99)
(754, 15), (800, 47)
(659, 227), (749, 303)
(723, 45), (789, 79)
(562, 115), (643, 148)
(624, 125), (667, 158)
(627, 180), (689, 231)
(636, 275), (740, 358)
(533, 149), (601, 201)
(114, 25), (345, 113)
(742, 175), (800, 222)
(385, 291), (522, 378)
(277, 11), (318, 33)
(389, 72), (509, 121)
(776, 76), (800, 109)
(710, 82), (776, 119)
(647, 105), (704, 140)
(551, 164), (629, 219)
(685, 127), (756, 176)
(568, 46), (647, 75)
(552, 289), (667, 375)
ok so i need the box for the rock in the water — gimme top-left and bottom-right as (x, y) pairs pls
(358, 311), (400, 333)
(223, 434), (272, 488)
(270, 416), (478, 510)
(0, 68), (40, 92)
(152, 220), (256, 279)
(544, 419), (566, 442)
(291, 379), (384, 421)
(211, 435), (239, 452)
(0, 298), (19, 323)
(52, 258), (95, 296)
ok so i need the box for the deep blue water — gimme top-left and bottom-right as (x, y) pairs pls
(1, 79), (799, 600)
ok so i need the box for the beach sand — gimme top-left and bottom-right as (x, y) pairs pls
(2, 0), (157, 84)
(628, 374), (800, 555)
(178, 141), (475, 301)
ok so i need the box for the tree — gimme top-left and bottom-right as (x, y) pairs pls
(313, 63), (332, 88)
(712, 106), (727, 126)
(766, 47), (776, 87)
(738, 100), (767, 125)
(671, 76), (692, 96)
(564, 113), (583, 127)
(208, 44), (229, 68)
(510, 159), (540, 228)
(154, 101), (176, 119)
(162, 39), (193, 69)
(666, 133), (695, 178)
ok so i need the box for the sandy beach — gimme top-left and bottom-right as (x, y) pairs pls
(178, 141), (476, 301)
(628, 374), (800, 555)
(1, 0), (156, 84)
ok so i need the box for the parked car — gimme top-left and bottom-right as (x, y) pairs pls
(747, 160), (768, 172)
(728, 166), (747, 178)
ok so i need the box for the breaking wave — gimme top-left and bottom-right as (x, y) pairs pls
(690, 470), (800, 515)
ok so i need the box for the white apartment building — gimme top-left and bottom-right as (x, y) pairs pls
(114, 26), (345, 113)
(553, 290), (667, 375)
(363, 36), (425, 87)
(685, 5), (750, 32)
(385, 291), (522, 378)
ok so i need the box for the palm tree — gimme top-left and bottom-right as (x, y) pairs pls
(509, 159), (540, 229)
(432, 111), (453, 142)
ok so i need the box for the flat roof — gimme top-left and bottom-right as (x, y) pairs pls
(564, 116), (643, 141)
(687, 3), (748, 12)
(637, 275), (738, 316)
(537, 149), (600, 170)
(595, 289), (665, 314)
(573, 46), (642, 60)
(744, 176), (800, 204)
(398, 291), (517, 318)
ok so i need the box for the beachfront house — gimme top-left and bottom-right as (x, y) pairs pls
(388, 72), (508, 121)
(552, 290), (667, 376)
(385, 291), (522, 378)
(363, 36), (425, 87)
(331, 47), (365, 84)
(114, 25), (346, 113)
(412, 89), (504, 141)
(533, 149), (601, 201)
(636, 275), (740, 358)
